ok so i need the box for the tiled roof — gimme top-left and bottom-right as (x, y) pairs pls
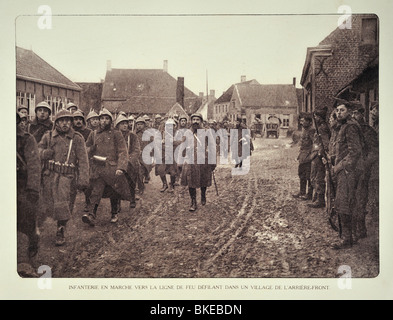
(101, 68), (198, 114)
(215, 79), (260, 104)
(16, 46), (81, 91)
(237, 84), (299, 108)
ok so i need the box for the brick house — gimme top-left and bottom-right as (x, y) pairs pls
(300, 14), (379, 122)
(76, 82), (103, 116)
(16, 46), (81, 120)
(101, 60), (199, 119)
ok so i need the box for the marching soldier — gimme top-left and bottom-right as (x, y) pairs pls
(155, 118), (179, 193)
(82, 108), (132, 226)
(292, 112), (315, 200)
(29, 101), (53, 143)
(352, 106), (379, 239)
(86, 110), (100, 131)
(180, 113), (216, 211)
(69, 110), (93, 212)
(66, 102), (78, 114)
(17, 112), (41, 269)
(38, 109), (89, 246)
(330, 101), (364, 249)
(135, 117), (153, 185)
(115, 114), (141, 208)
(308, 107), (330, 208)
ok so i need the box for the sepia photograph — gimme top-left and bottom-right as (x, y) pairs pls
(2, 0), (393, 301)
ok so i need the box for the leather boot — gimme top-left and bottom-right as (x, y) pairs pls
(168, 176), (175, 193)
(332, 214), (353, 250)
(292, 178), (307, 198)
(160, 176), (168, 192)
(308, 193), (325, 208)
(189, 188), (197, 211)
(82, 204), (97, 227)
(201, 187), (207, 205)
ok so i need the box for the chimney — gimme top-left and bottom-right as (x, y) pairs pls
(107, 60), (112, 72)
(176, 77), (184, 107)
(293, 77), (296, 87)
(163, 60), (168, 73)
(241, 75), (246, 82)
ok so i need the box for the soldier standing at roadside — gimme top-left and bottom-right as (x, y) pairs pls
(308, 107), (330, 208)
(38, 110), (89, 246)
(330, 101), (364, 249)
(292, 112), (315, 201)
(352, 106), (378, 239)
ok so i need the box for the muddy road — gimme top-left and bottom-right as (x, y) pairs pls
(20, 136), (379, 278)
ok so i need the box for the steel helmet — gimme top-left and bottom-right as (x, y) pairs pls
(165, 118), (176, 125)
(115, 114), (129, 128)
(190, 112), (203, 121)
(18, 105), (28, 113)
(66, 102), (78, 111)
(128, 115), (135, 121)
(86, 110), (99, 121)
(35, 101), (52, 115)
(135, 117), (146, 124)
(178, 114), (188, 122)
(99, 108), (113, 121)
(73, 110), (86, 124)
(54, 109), (73, 122)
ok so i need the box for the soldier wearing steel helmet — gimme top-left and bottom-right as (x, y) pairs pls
(135, 116), (153, 185)
(66, 102), (78, 114)
(180, 112), (216, 211)
(17, 112), (41, 270)
(38, 109), (89, 246)
(86, 110), (100, 131)
(29, 101), (53, 143)
(82, 108), (132, 226)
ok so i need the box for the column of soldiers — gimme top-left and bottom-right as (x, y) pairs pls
(17, 103), (220, 274)
(293, 99), (378, 250)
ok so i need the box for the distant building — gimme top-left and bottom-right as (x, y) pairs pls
(101, 60), (199, 118)
(16, 46), (81, 120)
(76, 82), (103, 116)
(300, 14), (378, 122)
(213, 77), (260, 122)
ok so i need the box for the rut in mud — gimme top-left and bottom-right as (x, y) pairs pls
(19, 136), (379, 278)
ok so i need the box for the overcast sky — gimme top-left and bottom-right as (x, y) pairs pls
(15, 13), (344, 96)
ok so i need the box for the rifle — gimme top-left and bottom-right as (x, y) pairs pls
(312, 112), (341, 235)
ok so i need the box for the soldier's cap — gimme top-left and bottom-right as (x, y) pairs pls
(333, 97), (362, 110)
(143, 114), (150, 121)
(86, 110), (99, 121)
(115, 114), (129, 128)
(99, 108), (114, 121)
(18, 105), (28, 112)
(135, 117), (146, 124)
(35, 101), (52, 114)
(190, 112), (203, 121)
(66, 102), (78, 110)
(314, 107), (328, 118)
(73, 110), (86, 123)
(54, 109), (73, 122)
(128, 115), (135, 121)
(155, 114), (162, 119)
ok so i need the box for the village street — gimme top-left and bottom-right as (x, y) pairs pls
(23, 135), (379, 279)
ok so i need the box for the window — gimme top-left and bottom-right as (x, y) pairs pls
(282, 114), (290, 128)
(361, 17), (378, 44)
